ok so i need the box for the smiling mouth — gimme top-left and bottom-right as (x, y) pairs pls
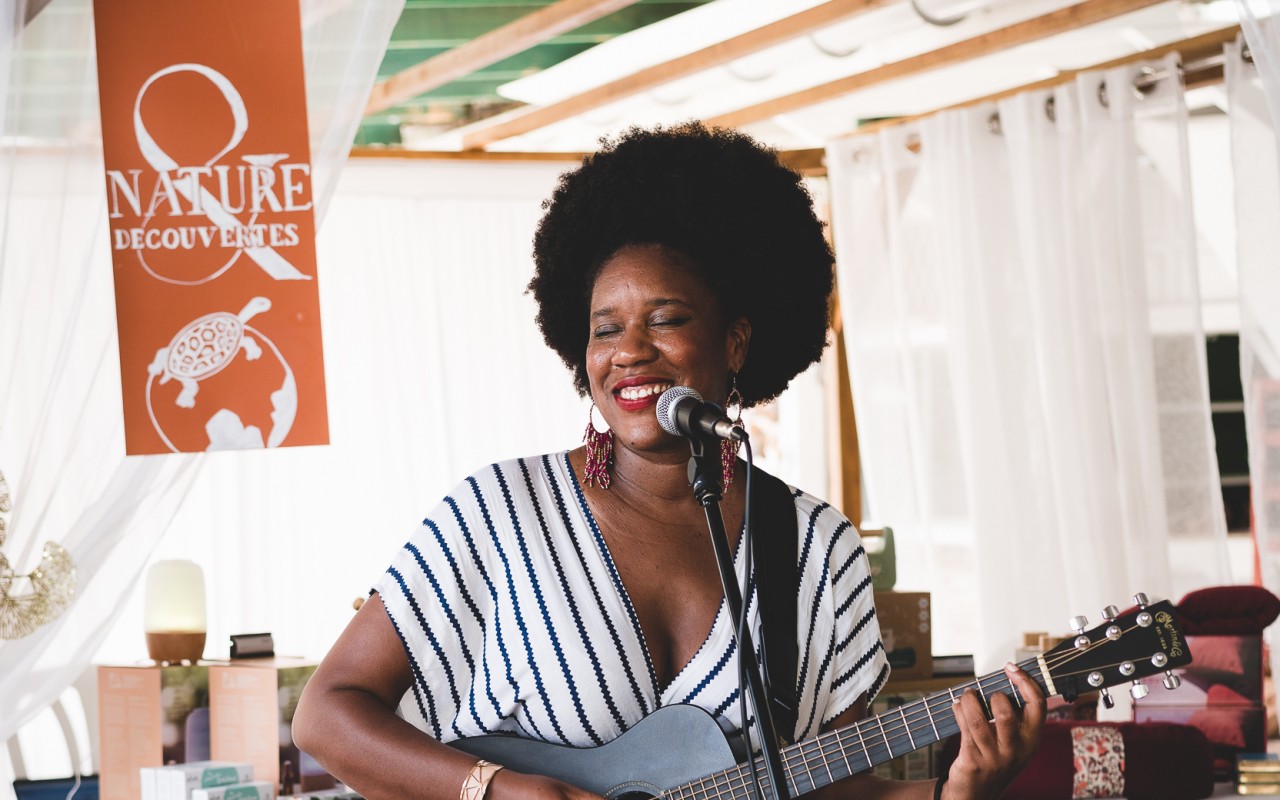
(616, 382), (674, 401)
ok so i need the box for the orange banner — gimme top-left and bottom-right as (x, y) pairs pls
(94, 0), (329, 454)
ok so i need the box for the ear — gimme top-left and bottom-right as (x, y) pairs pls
(726, 316), (751, 374)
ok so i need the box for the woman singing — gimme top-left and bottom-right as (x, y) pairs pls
(293, 122), (1043, 800)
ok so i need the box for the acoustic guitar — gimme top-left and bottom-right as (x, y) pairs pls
(452, 596), (1191, 799)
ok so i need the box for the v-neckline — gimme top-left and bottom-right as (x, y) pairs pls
(559, 452), (743, 703)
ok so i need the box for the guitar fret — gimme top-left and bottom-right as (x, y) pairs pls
(1008, 673), (1024, 708)
(875, 714), (893, 758)
(900, 705), (916, 750)
(924, 696), (940, 740)
(832, 727), (854, 775)
(799, 739), (816, 791)
(853, 717), (870, 765)
(818, 736), (835, 785)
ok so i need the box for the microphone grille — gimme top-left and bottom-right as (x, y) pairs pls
(656, 386), (700, 437)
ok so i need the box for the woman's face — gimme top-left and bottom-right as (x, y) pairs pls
(586, 243), (749, 456)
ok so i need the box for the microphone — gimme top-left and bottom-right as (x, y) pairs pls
(656, 386), (747, 442)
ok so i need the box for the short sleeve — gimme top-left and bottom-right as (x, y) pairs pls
(821, 517), (890, 725)
(372, 475), (496, 742)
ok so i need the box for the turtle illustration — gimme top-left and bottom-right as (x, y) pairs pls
(148, 296), (271, 408)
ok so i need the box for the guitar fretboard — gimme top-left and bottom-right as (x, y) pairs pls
(664, 658), (1045, 800)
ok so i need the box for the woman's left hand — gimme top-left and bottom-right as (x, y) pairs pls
(942, 662), (1046, 800)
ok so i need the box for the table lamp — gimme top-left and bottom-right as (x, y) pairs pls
(144, 559), (207, 663)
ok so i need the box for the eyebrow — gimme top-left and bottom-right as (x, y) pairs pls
(591, 298), (695, 319)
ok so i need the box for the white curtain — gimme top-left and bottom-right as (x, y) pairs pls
(0, 0), (402, 754)
(1227, 34), (1280, 671)
(827, 55), (1230, 669)
(1234, 0), (1280, 126)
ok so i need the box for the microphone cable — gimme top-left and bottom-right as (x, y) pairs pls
(733, 439), (773, 800)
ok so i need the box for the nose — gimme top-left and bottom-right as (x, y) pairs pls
(611, 322), (659, 367)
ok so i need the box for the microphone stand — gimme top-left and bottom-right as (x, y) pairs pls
(685, 432), (793, 800)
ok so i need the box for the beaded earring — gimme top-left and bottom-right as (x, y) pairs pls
(721, 373), (744, 491)
(583, 403), (613, 489)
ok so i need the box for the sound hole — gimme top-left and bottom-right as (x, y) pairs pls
(612, 793), (658, 800)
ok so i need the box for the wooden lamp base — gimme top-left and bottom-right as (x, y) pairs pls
(146, 630), (206, 663)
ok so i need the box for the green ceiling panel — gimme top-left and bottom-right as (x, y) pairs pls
(358, 0), (712, 146)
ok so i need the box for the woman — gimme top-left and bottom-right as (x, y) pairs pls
(293, 123), (1043, 800)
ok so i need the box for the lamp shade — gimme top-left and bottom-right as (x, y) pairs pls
(144, 559), (207, 662)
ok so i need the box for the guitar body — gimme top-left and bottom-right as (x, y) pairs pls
(451, 704), (739, 799)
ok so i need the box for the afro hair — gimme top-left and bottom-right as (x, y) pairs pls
(529, 122), (835, 408)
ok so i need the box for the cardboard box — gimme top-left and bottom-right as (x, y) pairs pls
(144, 761), (254, 800)
(874, 591), (932, 679)
(191, 781), (277, 800)
(1136, 634), (1263, 705)
(97, 663), (211, 800)
(209, 658), (332, 794)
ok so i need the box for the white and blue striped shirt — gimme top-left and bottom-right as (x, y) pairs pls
(375, 452), (888, 749)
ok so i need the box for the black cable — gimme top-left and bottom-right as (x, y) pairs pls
(735, 440), (770, 800)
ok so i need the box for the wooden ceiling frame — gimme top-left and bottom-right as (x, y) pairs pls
(458, 0), (901, 150)
(838, 24), (1241, 138)
(349, 24), (1241, 172)
(348, 143), (830, 174)
(365, 0), (642, 116)
(702, 0), (1180, 129)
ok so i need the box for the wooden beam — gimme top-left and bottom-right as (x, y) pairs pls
(704, 0), (1173, 130)
(366, 0), (641, 115)
(839, 25), (1240, 138)
(348, 144), (829, 174)
(459, 0), (899, 149)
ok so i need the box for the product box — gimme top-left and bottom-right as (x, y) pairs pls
(209, 658), (332, 794)
(192, 781), (277, 800)
(1136, 634), (1263, 705)
(143, 761), (254, 800)
(873, 591), (932, 679)
(98, 663), (212, 800)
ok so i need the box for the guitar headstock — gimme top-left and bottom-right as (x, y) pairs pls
(1039, 593), (1192, 705)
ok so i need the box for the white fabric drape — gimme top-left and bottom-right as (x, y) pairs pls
(1234, 0), (1280, 127)
(0, 0), (401, 751)
(1227, 35), (1280, 669)
(827, 56), (1229, 668)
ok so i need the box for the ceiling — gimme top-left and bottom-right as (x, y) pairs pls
(356, 0), (1245, 153)
(355, 0), (713, 145)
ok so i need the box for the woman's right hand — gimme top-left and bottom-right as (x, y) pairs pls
(489, 770), (607, 800)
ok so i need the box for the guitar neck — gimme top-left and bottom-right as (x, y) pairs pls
(667, 658), (1048, 800)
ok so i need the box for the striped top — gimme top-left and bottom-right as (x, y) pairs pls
(375, 452), (888, 750)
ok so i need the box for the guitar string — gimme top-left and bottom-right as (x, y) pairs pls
(775, 626), (1160, 785)
(668, 663), (1040, 800)
(667, 624), (1165, 800)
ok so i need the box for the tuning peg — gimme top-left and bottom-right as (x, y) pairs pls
(1102, 605), (1120, 621)
(1100, 687), (1115, 709)
(1130, 680), (1150, 700)
(1069, 615), (1091, 648)
(1133, 592), (1149, 608)
(1163, 671), (1182, 690)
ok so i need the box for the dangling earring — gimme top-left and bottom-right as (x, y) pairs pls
(721, 373), (743, 491)
(583, 403), (613, 489)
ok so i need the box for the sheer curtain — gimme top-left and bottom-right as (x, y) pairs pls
(827, 56), (1229, 668)
(1227, 34), (1280, 671)
(0, 0), (401, 753)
